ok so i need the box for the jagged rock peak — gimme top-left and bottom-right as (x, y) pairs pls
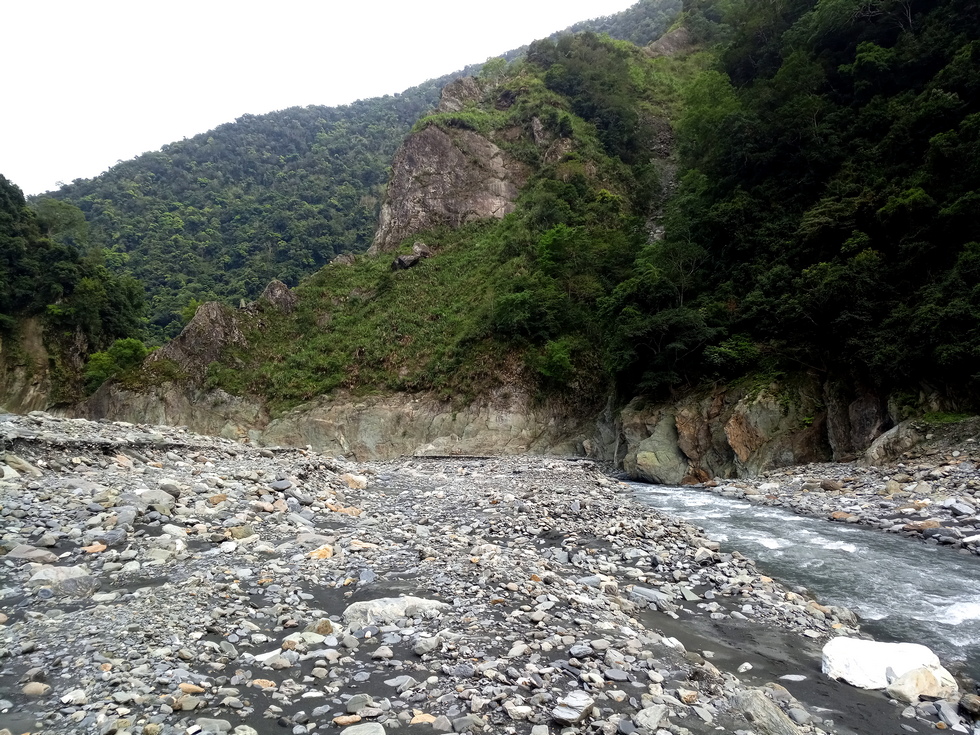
(146, 303), (246, 382)
(368, 125), (529, 254)
(257, 279), (297, 313)
(438, 77), (485, 112)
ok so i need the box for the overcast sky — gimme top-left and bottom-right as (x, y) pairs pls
(3, 0), (637, 196)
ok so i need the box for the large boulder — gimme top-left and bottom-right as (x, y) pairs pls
(343, 596), (448, 630)
(885, 666), (958, 703)
(822, 637), (954, 692)
(733, 689), (800, 735)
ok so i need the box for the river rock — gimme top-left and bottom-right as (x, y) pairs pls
(342, 596), (448, 629)
(552, 691), (594, 724)
(5, 544), (58, 564)
(885, 665), (958, 702)
(632, 705), (667, 730)
(822, 637), (945, 689)
(734, 689), (799, 735)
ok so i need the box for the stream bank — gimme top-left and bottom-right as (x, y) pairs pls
(0, 412), (969, 735)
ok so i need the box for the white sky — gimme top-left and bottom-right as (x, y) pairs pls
(3, 0), (637, 196)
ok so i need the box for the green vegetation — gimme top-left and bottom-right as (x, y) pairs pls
(206, 33), (701, 411)
(0, 175), (144, 348)
(603, 0), (980, 403)
(84, 338), (149, 392)
(11, 0), (979, 416)
(922, 412), (975, 425)
(44, 0), (683, 345)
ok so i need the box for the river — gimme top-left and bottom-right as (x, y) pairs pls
(633, 483), (980, 680)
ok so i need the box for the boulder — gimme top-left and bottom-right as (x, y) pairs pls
(632, 704), (667, 730)
(551, 691), (594, 724)
(863, 420), (923, 465)
(734, 690), (800, 735)
(885, 665), (958, 703)
(391, 254), (422, 271)
(6, 544), (58, 564)
(342, 596), (448, 630)
(822, 637), (949, 690)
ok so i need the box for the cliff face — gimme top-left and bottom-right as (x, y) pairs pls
(589, 379), (832, 484)
(81, 384), (586, 461)
(0, 319), (55, 414)
(369, 125), (530, 254)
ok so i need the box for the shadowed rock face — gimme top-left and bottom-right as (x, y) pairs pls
(644, 26), (693, 58)
(368, 125), (529, 254)
(145, 302), (246, 382)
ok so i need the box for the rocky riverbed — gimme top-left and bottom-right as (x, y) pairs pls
(686, 423), (980, 553)
(0, 413), (972, 735)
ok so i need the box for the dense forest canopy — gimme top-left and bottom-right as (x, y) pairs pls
(605, 0), (980, 402)
(0, 175), (143, 348)
(44, 0), (683, 344)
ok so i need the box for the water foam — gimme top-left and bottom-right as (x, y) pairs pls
(940, 601), (980, 626)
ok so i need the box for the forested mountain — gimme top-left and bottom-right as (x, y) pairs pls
(199, 0), (980, 413)
(45, 0), (682, 343)
(15, 0), (980, 415)
(604, 0), (980, 402)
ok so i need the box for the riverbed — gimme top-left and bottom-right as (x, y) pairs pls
(634, 482), (980, 681)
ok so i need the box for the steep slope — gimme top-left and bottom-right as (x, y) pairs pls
(77, 0), (980, 477)
(45, 0), (682, 344)
(0, 175), (144, 408)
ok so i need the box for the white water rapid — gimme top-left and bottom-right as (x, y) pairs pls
(633, 483), (980, 679)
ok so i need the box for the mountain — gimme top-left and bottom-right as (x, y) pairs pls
(43, 0), (683, 343)
(6, 0), (979, 480)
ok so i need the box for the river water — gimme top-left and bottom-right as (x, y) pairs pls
(633, 483), (980, 680)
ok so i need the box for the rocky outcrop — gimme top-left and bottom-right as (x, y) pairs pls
(75, 369), (930, 474)
(368, 125), (530, 254)
(644, 26), (693, 58)
(256, 279), (297, 313)
(437, 77), (484, 112)
(82, 383), (269, 442)
(0, 318), (55, 414)
(78, 384), (587, 460)
(145, 302), (247, 382)
(261, 388), (586, 459)
(595, 379), (833, 482)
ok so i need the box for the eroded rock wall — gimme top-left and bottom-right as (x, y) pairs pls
(369, 125), (529, 254)
(79, 385), (588, 461)
(591, 379), (834, 483)
(0, 318), (54, 414)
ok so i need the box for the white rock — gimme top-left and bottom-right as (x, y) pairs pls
(885, 665), (958, 702)
(342, 596), (448, 630)
(28, 564), (89, 586)
(822, 637), (945, 689)
(551, 690), (595, 724)
(633, 705), (667, 730)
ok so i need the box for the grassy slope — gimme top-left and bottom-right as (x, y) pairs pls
(201, 45), (710, 415)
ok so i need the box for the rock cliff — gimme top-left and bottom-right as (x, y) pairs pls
(368, 125), (529, 254)
(80, 384), (587, 461)
(0, 318), (56, 414)
(368, 78), (532, 254)
(145, 302), (247, 382)
(589, 378), (833, 484)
